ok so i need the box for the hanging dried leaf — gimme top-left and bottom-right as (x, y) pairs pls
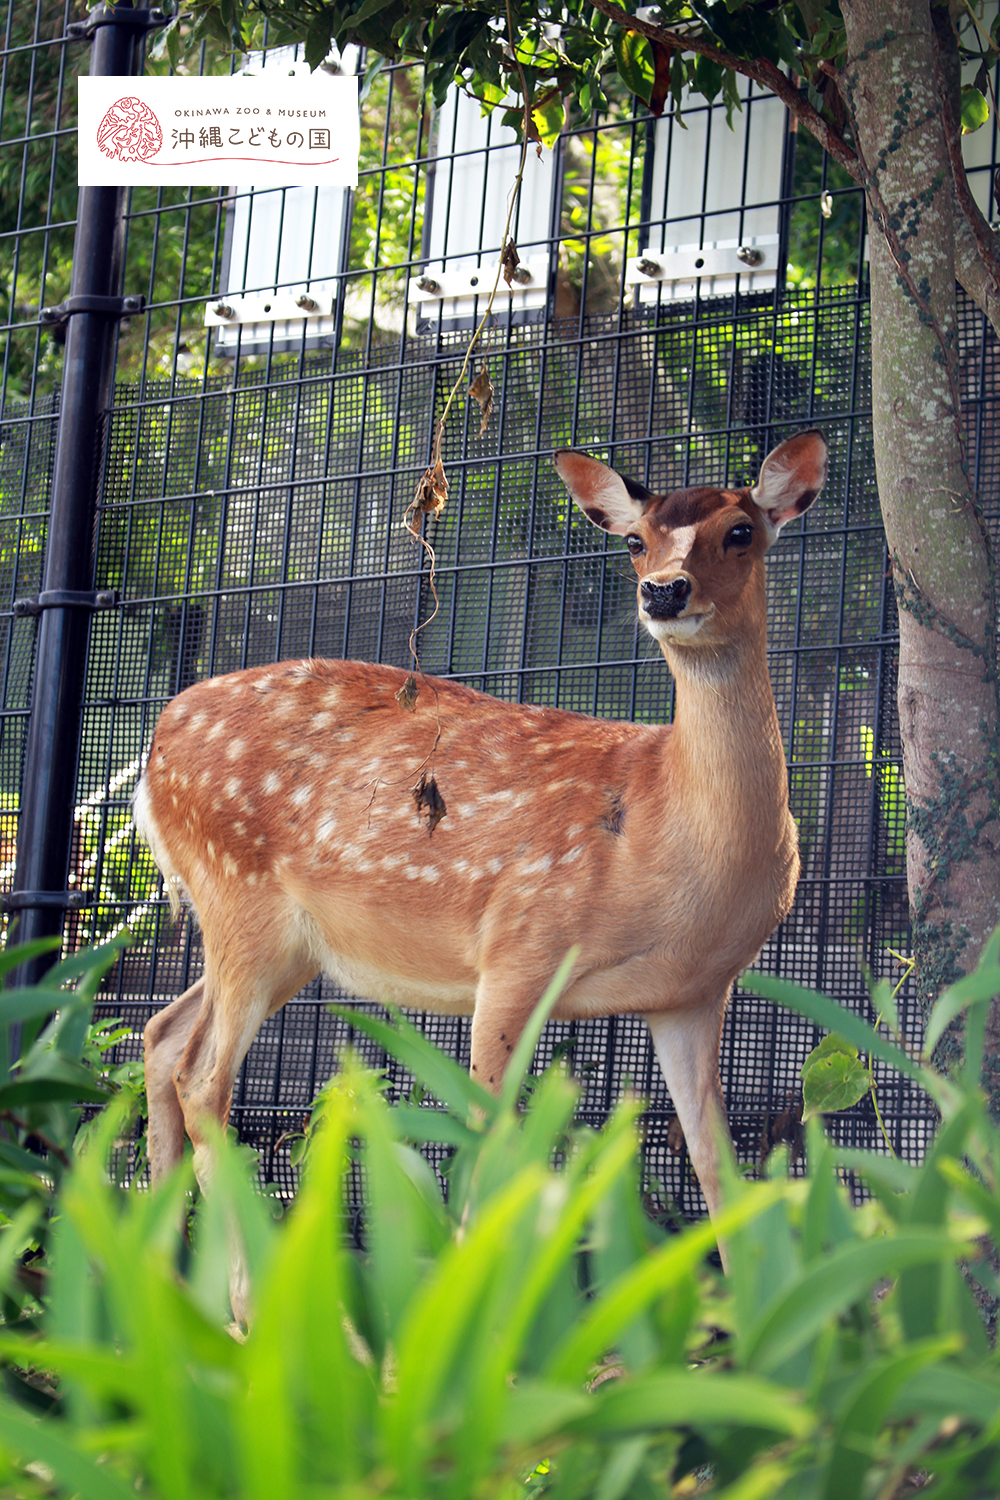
(409, 458), (448, 534)
(395, 673), (419, 712)
(413, 771), (447, 835)
(666, 1115), (685, 1156)
(501, 239), (521, 287)
(468, 361), (494, 435)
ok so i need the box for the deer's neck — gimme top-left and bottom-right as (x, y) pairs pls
(662, 626), (790, 837)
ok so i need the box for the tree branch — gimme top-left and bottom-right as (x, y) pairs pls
(585, 0), (862, 182)
(929, 14), (1000, 339)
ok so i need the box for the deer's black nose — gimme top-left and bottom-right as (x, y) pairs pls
(641, 576), (691, 620)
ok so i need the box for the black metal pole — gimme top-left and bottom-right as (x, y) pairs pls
(6, 7), (154, 1004)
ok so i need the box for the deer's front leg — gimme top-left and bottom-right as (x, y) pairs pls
(469, 980), (539, 1094)
(645, 997), (733, 1269)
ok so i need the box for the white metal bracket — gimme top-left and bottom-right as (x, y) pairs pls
(407, 255), (550, 322)
(626, 236), (780, 302)
(204, 287), (338, 347)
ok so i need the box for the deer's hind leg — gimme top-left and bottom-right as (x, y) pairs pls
(143, 979), (206, 1183)
(168, 920), (318, 1325)
(172, 955), (318, 1188)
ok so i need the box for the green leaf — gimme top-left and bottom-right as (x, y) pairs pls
(304, 10), (334, 70)
(961, 84), (990, 134)
(532, 95), (564, 150)
(613, 30), (655, 106)
(801, 1040), (870, 1121)
(350, 0), (397, 27)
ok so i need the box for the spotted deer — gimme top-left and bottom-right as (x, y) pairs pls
(136, 429), (828, 1315)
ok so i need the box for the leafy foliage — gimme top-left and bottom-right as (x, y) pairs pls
(0, 939), (999, 1492)
(159, 0), (999, 169)
(0, 938), (146, 1317)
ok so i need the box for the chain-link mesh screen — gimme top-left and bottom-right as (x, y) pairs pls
(4, 13), (998, 1220)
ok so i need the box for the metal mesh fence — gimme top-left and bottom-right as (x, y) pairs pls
(5, 5), (998, 1217)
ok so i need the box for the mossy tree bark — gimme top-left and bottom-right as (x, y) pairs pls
(839, 0), (1000, 1097)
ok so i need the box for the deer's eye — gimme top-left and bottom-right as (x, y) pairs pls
(725, 523), (754, 550)
(626, 535), (645, 556)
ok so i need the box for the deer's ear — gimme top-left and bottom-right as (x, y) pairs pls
(752, 429), (829, 539)
(554, 450), (658, 536)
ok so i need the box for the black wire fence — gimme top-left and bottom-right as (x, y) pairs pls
(5, 1), (999, 1215)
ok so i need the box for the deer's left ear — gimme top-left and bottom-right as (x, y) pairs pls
(554, 450), (660, 536)
(752, 429), (829, 541)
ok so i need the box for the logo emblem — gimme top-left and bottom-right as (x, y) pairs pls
(96, 96), (163, 163)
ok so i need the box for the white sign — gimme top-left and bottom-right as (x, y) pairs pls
(78, 75), (359, 186)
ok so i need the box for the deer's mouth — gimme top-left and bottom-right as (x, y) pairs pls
(641, 603), (715, 643)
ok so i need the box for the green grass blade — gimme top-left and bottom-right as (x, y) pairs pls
(0, 1401), (138, 1500)
(742, 1231), (974, 1373)
(569, 1369), (813, 1441)
(333, 1005), (495, 1119)
(382, 1165), (547, 1487)
(741, 972), (924, 1082)
(545, 1181), (787, 1385)
(0, 936), (62, 977)
(821, 1337), (961, 1500)
(923, 925), (1000, 1056)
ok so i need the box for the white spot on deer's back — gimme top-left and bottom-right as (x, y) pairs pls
(317, 815), (338, 844)
(206, 719), (227, 742)
(559, 845), (584, 865)
(311, 711), (333, 731)
(227, 740), (246, 762)
(224, 777), (242, 800)
(262, 771), (282, 795)
(222, 853), (239, 878)
(188, 711), (207, 732)
(291, 784), (313, 809)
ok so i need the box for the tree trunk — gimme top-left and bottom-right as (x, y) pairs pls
(840, 0), (1000, 1098)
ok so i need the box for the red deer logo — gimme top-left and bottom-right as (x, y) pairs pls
(96, 96), (163, 163)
